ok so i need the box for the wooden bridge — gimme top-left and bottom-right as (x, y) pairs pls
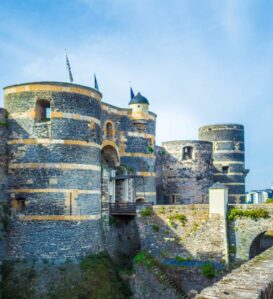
(109, 202), (136, 216)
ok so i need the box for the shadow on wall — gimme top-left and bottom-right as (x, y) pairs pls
(155, 144), (213, 205)
(135, 205), (227, 296)
(249, 230), (273, 259)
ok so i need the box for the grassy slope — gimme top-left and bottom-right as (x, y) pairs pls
(0, 252), (132, 299)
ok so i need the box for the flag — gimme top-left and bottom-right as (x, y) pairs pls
(94, 74), (99, 90)
(66, 54), (74, 83)
(130, 87), (135, 99)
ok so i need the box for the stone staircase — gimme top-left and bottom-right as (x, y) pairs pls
(151, 263), (188, 299)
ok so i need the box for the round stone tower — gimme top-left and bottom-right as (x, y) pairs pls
(199, 124), (248, 203)
(4, 82), (104, 260)
(161, 140), (213, 204)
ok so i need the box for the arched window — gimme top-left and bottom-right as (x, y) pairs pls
(106, 122), (114, 139)
(11, 197), (26, 212)
(182, 146), (193, 160)
(35, 99), (51, 122)
(136, 198), (145, 205)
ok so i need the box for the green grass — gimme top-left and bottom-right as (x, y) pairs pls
(1, 252), (132, 299)
(228, 208), (269, 221)
(167, 213), (187, 226)
(133, 251), (155, 269)
(229, 244), (236, 255)
(151, 224), (160, 232)
(49, 252), (131, 299)
(201, 262), (216, 279)
(0, 261), (36, 299)
(140, 207), (152, 217)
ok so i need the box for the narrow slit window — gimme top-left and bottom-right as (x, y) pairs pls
(182, 146), (193, 160)
(36, 99), (51, 122)
(222, 166), (229, 174)
(106, 122), (113, 139)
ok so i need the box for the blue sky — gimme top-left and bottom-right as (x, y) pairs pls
(0, 0), (273, 191)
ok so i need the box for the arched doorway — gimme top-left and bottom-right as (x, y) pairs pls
(249, 230), (273, 259)
(101, 144), (119, 169)
(136, 198), (145, 205)
(101, 144), (120, 205)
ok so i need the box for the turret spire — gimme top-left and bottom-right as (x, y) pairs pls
(94, 74), (99, 90)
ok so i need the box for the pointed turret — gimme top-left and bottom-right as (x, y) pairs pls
(129, 92), (150, 120)
(94, 74), (99, 90)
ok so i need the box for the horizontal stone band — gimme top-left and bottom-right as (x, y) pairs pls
(136, 192), (156, 196)
(127, 132), (155, 139)
(214, 172), (245, 176)
(136, 172), (156, 177)
(8, 138), (101, 148)
(4, 83), (101, 101)
(121, 152), (155, 158)
(224, 183), (245, 186)
(9, 163), (101, 171)
(19, 215), (101, 221)
(9, 111), (100, 125)
(214, 150), (244, 154)
(51, 111), (100, 124)
(8, 189), (101, 194)
(101, 104), (156, 121)
(213, 161), (245, 165)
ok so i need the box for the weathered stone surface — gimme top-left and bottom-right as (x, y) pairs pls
(131, 264), (181, 299)
(195, 246), (273, 299)
(136, 205), (226, 263)
(156, 141), (213, 204)
(199, 124), (247, 203)
(228, 204), (273, 262)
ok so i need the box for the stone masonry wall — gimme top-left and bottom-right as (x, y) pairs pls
(228, 204), (273, 262)
(0, 108), (8, 260)
(4, 82), (104, 260)
(199, 124), (247, 203)
(196, 245), (273, 299)
(157, 141), (213, 204)
(136, 205), (226, 263)
(101, 102), (157, 203)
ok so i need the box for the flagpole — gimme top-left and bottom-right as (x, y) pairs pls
(65, 49), (67, 82)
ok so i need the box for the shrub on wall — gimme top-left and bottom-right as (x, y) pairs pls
(266, 198), (273, 204)
(167, 213), (187, 227)
(140, 207), (152, 217)
(201, 262), (216, 279)
(151, 224), (159, 232)
(228, 208), (269, 221)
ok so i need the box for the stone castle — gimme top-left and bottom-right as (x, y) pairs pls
(0, 81), (248, 260)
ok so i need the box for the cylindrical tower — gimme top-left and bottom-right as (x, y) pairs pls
(199, 124), (248, 203)
(4, 82), (104, 260)
(120, 92), (156, 203)
(0, 108), (8, 259)
(0, 108), (8, 203)
(161, 140), (213, 204)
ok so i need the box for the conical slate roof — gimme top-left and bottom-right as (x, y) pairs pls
(129, 92), (149, 105)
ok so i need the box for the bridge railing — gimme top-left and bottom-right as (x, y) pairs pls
(109, 202), (136, 215)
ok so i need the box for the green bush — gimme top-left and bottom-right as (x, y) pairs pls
(148, 146), (154, 153)
(109, 216), (118, 226)
(229, 244), (236, 255)
(266, 198), (273, 204)
(151, 224), (159, 232)
(168, 213), (187, 226)
(228, 208), (269, 221)
(201, 262), (216, 279)
(133, 251), (155, 269)
(140, 207), (152, 217)
(175, 256), (191, 262)
(0, 121), (8, 128)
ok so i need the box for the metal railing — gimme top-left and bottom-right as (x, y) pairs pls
(109, 202), (136, 215)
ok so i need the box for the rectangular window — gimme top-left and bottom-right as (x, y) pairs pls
(222, 166), (229, 174)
